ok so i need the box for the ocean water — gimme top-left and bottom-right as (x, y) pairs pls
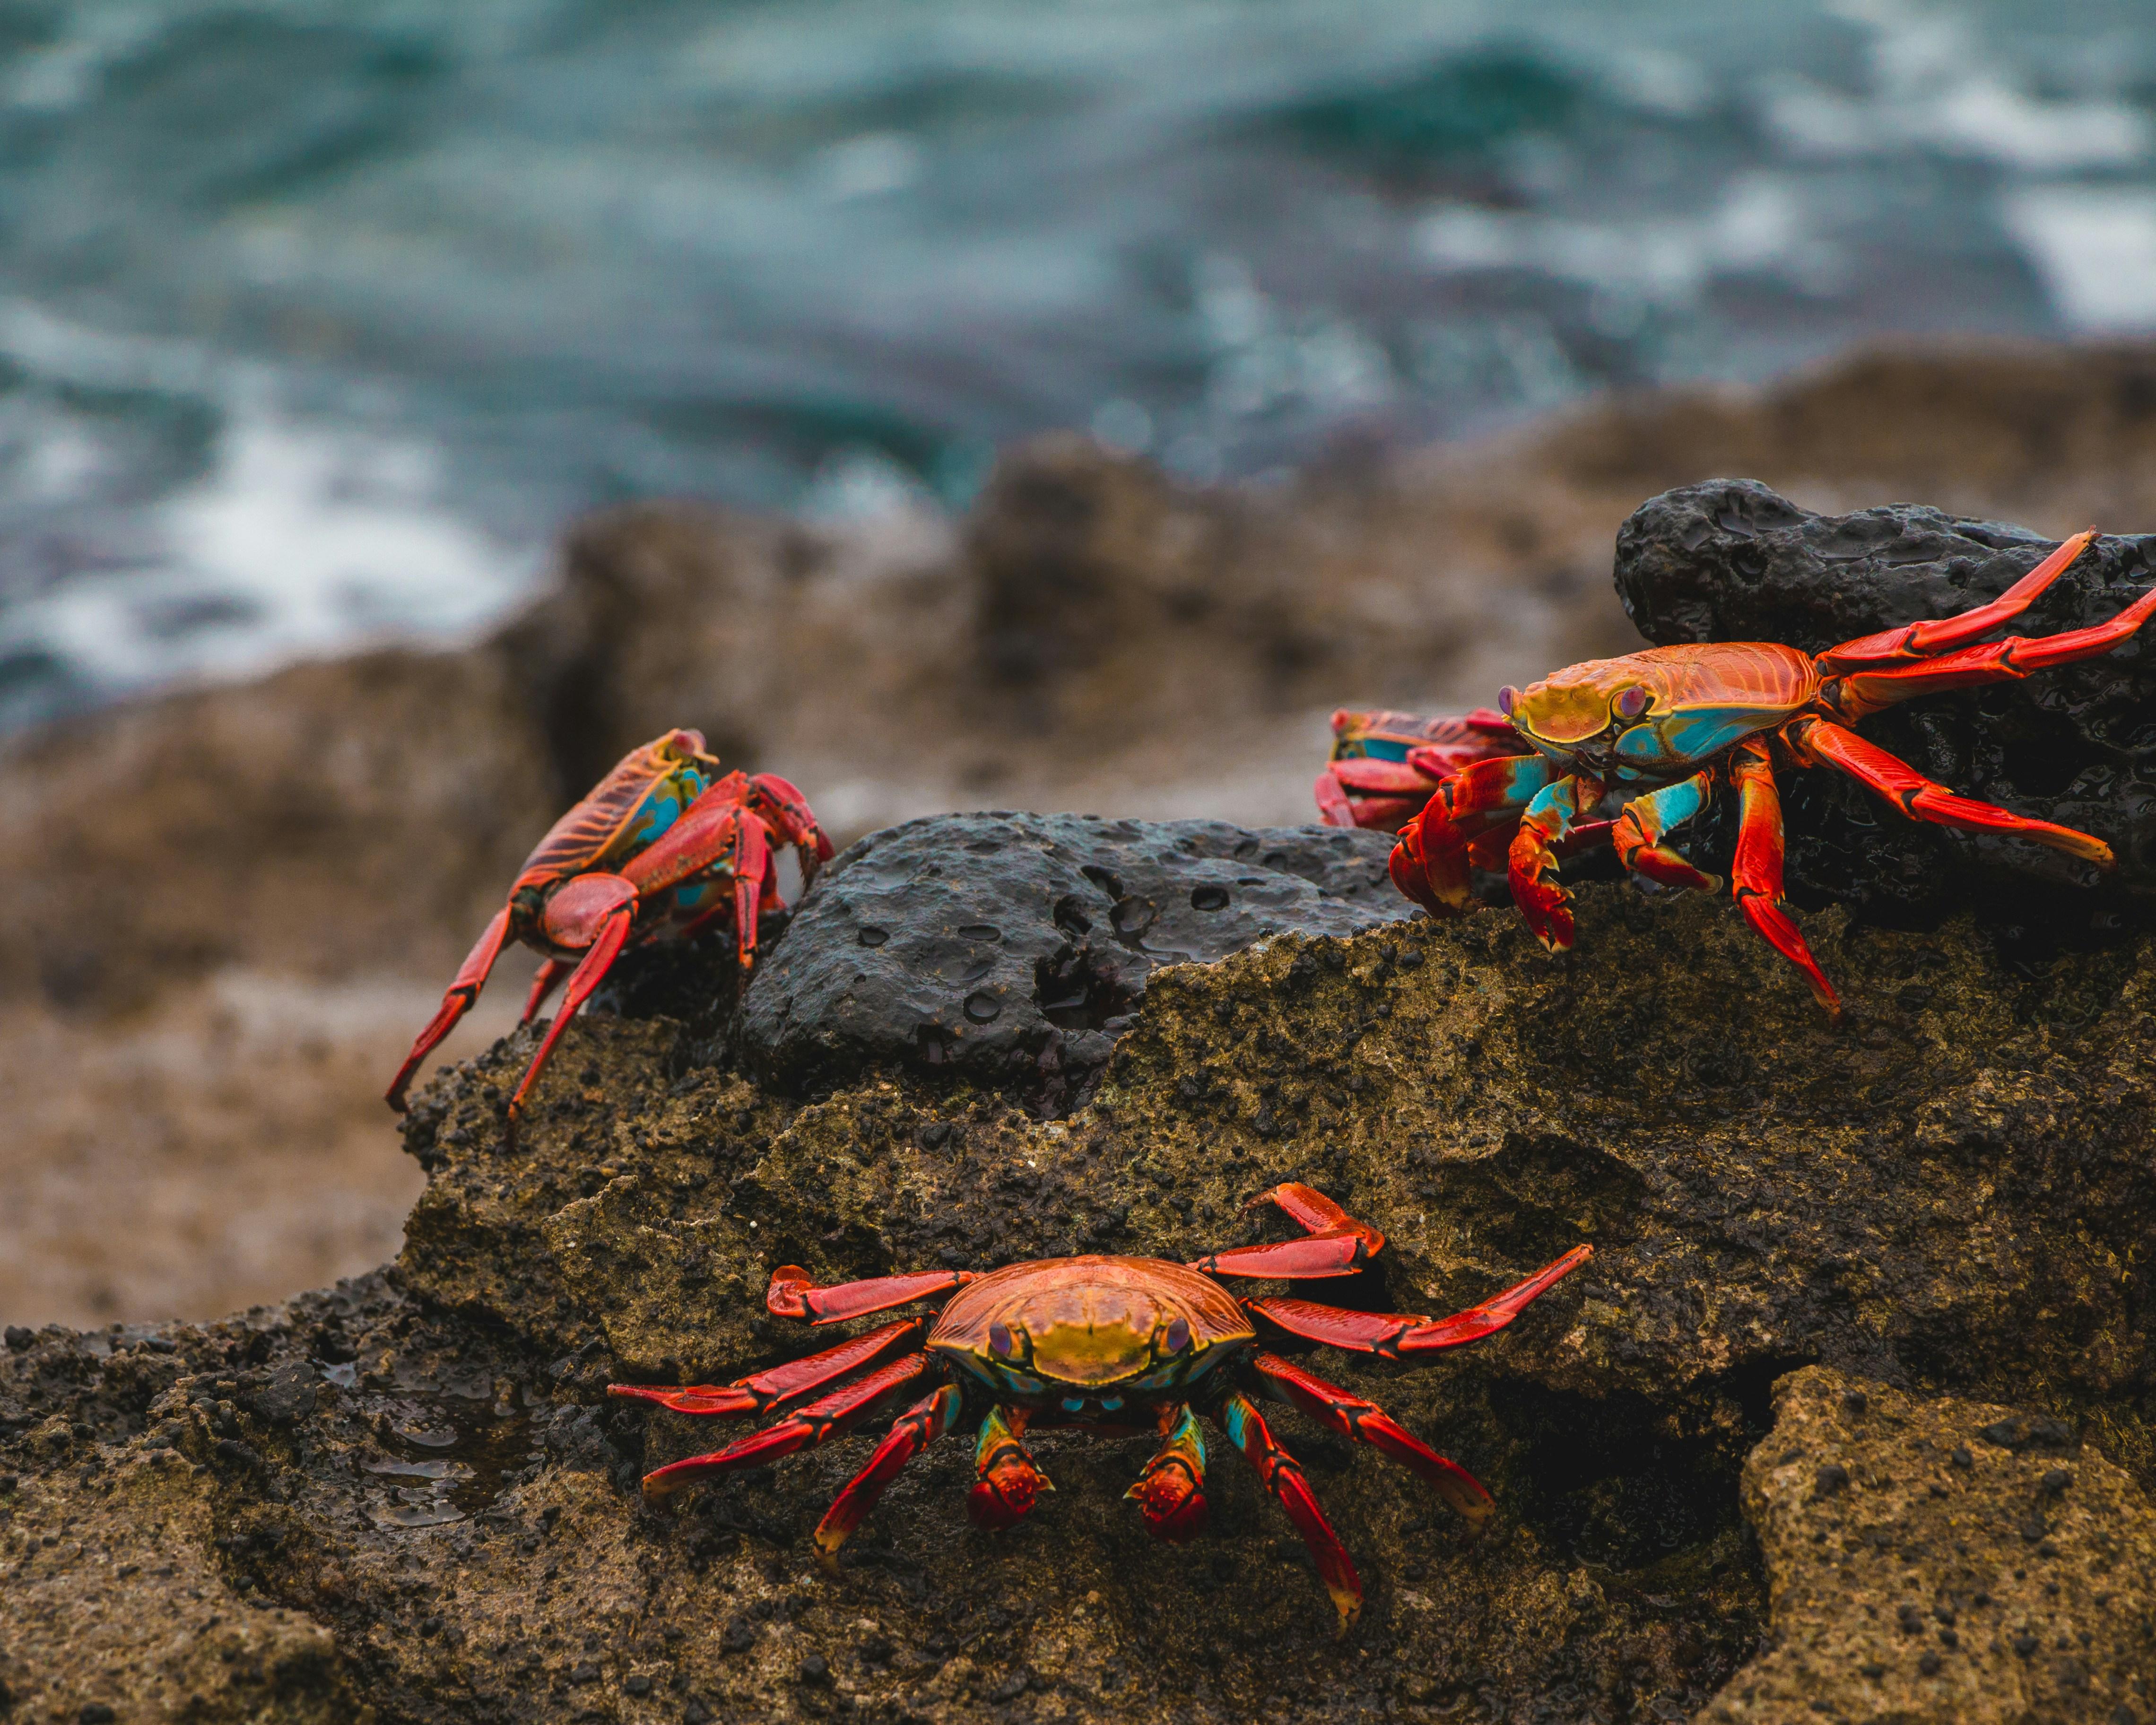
(1, 0), (2154, 726)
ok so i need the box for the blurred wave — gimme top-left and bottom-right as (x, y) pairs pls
(1, 0), (2154, 725)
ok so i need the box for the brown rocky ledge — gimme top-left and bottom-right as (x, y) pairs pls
(5, 871), (2154, 1724)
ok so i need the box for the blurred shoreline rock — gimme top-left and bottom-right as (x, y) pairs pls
(9, 336), (2156, 1326)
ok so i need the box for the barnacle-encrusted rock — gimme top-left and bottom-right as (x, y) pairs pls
(738, 811), (1412, 1110)
(7, 862), (2156, 1722)
(1616, 480), (2156, 924)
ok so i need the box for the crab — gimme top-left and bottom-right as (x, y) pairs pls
(609, 1184), (1591, 1636)
(1387, 529), (2156, 1011)
(1314, 706), (1525, 832)
(385, 728), (832, 1121)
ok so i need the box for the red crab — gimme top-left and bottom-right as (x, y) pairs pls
(609, 1184), (1591, 1636)
(1388, 529), (2156, 1011)
(386, 728), (832, 1121)
(1314, 707), (1524, 832)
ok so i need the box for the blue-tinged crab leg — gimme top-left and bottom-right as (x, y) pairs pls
(1610, 768), (1721, 895)
(1126, 1405), (1208, 1542)
(1728, 738), (1841, 1013)
(1390, 753), (1554, 915)
(969, 1404), (1052, 1530)
(1217, 1393), (1362, 1638)
(811, 1382), (964, 1568)
(1507, 773), (1601, 951)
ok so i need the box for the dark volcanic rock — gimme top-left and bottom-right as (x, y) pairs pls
(737, 811), (1413, 1110)
(1616, 480), (2156, 926)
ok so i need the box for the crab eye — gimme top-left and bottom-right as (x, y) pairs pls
(1164, 1317), (1191, 1353)
(1497, 685), (1518, 717)
(1614, 686), (1649, 721)
(989, 1321), (1014, 1358)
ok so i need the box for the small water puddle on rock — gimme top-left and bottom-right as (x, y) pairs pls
(322, 1356), (544, 1530)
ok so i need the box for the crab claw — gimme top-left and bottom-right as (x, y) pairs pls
(1510, 862), (1574, 953)
(968, 1459), (1050, 1530)
(1508, 776), (1592, 952)
(968, 1406), (1051, 1530)
(1127, 1467), (1207, 1543)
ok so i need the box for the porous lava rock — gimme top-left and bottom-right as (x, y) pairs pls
(736, 812), (1413, 1111)
(1616, 480), (2156, 927)
(1713, 1367), (2156, 1725)
(9, 878), (2156, 1722)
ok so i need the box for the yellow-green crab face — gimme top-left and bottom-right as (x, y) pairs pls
(1499, 669), (1651, 749)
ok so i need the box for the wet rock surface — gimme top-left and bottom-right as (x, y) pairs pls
(737, 812), (1412, 1111)
(1617, 480), (2156, 924)
(7, 877), (2156, 1722)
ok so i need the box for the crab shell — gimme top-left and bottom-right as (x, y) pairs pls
(929, 1256), (1255, 1420)
(1501, 643), (1821, 785)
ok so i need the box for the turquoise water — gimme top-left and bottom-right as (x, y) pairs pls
(1, 0), (2153, 723)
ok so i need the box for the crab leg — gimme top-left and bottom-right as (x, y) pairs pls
(1824, 583), (2156, 722)
(1611, 768), (1721, 895)
(1391, 753), (1554, 915)
(812, 1382), (964, 1567)
(1788, 716), (2113, 866)
(506, 874), (641, 1122)
(1250, 1242), (1592, 1359)
(749, 771), (837, 887)
(1248, 1352), (1491, 1526)
(606, 1318), (930, 1419)
(1816, 529), (2097, 672)
(1508, 773), (1601, 952)
(1191, 1183), (1386, 1279)
(521, 957), (568, 1024)
(637, 1351), (934, 1506)
(1728, 740), (1840, 1013)
(620, 779), (768, 967)
(969, 1404), (1052, 1530)
(1317, 758), (1442, 830)
(766, 1263), (977, 1324)
(385, 906), (513, 1111)
(1126, 1404), (1209, 1542)
(1217, 1393), (1361, 1637)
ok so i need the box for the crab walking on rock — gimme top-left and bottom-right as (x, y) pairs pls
(386, 728), (833, 1123)
(610, 1184), (1591, 1636)
(1387, 528), (2156, 1011)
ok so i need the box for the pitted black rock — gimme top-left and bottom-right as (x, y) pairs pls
(737, 811), (1414, 1110)
(1616, 480), (2156, 925)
